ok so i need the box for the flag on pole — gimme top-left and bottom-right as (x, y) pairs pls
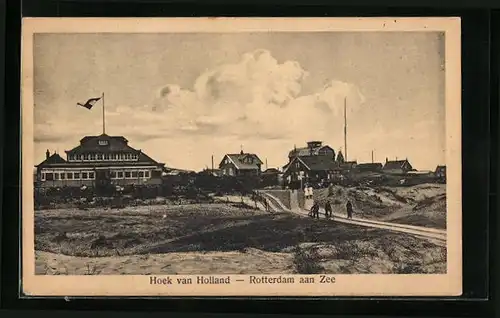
(77, 97), (102, 110)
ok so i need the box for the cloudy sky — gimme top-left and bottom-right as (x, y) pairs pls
(33, 32), (445, 171)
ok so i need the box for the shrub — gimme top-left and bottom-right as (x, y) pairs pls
(293, 245), (324, 274)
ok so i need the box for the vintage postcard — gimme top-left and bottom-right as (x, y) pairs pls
(21, 17), (462, 297)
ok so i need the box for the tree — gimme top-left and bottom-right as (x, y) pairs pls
(336, 150), (345, 164)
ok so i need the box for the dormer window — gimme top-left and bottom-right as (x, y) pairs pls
(98, 140), (109, 146)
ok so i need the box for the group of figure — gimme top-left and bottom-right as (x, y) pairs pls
(308, 200), (353, 220)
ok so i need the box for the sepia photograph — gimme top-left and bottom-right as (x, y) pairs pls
(21, 17), (462, 297)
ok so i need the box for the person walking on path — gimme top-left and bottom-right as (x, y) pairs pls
(309, 201), (320, 219)
(346, 200), (353, 219)
(325, 201), (333, 219)
(313, 202), (320, 219)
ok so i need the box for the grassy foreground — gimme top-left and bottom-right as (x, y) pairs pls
(35, 203), (446, 275)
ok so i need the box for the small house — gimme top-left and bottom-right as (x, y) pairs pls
(282, 155), (340, 187)
(382, 158), (413, 175)
(219, 150), (263, 176)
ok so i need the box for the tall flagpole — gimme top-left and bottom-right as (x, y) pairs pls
(344, 96), (347, 162)
(102, 92), (105, 135)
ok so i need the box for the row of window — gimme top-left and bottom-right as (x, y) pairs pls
(109, 170), (151, 179)
(67, 153), (139, 162)
(42, 171), (96, 181)
(41, 170), (152, 181)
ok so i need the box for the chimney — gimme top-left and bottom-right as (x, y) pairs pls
(386, 157), (388, 163)
(211, 155), (214, 171)
(46, 149), (50, 159)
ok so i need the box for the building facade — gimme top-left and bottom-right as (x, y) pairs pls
(282, 156), (341, 188)
(219, 151), (263, 176)
(35, 134), (165, 188)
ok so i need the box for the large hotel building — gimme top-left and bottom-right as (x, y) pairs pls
(35, 133), (166, 188)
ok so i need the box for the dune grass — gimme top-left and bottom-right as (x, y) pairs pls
(35, 203), (446, 275)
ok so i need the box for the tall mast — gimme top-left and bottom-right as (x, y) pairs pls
(344, 96), (347, 162)
(102, 92), (106, 135)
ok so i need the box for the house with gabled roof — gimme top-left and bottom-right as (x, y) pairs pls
(219, 150), (263, 176)
(282, 155), (342, 187)
(382, 157), (414, 175)
(35, 134), (166, 188)
(284, 141), (336, 172)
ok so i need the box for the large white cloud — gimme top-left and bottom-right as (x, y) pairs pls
(35, 49), (366, 169)
(147, 49), (365, 139)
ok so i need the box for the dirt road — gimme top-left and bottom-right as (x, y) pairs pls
(259, 191), (446, 246)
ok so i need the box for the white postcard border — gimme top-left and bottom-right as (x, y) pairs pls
(21, 17), (462, 297)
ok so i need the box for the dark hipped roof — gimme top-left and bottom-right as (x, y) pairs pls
(36, 153), (66, 167)
(223, 153), (263, 170)
(37, 134), (164, 167)
(383, 159), (411, 170)
(66, 134), (136, 154)
(357, 163), (383, 170)
(290, 156), (339, 172)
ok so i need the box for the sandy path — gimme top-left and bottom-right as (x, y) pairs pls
(259, 192), (446, 246)
(217, 195), (282, 213)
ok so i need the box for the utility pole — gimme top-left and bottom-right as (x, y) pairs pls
(102, 92), (106, 135)
(344, 96), (348, 162)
